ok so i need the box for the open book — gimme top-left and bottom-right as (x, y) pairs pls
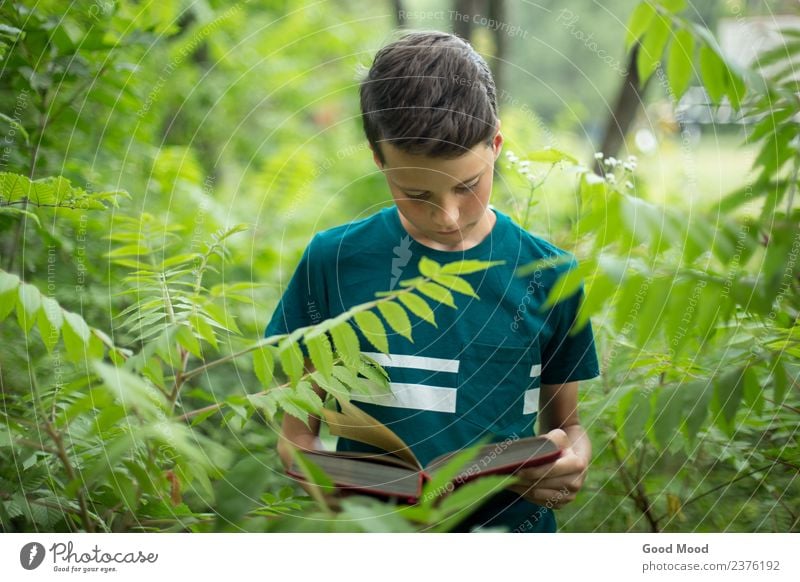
(285, 399), (562, 504)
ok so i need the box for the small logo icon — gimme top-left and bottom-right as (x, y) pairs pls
(390, 235), (412, 289)
(20, 542), (45, 570)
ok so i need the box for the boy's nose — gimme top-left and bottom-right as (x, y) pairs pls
(431, 202), (460, 230)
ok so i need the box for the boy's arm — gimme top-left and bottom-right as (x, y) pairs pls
(276, 357), (327, 469)
(506, 381), (591, 509)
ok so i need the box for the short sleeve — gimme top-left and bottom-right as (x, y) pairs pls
(540, 283), (601, 385)
(264, 235), (329, 339)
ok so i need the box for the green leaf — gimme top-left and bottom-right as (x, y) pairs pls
(273, 390), (312, 426)
(189, 313), (218, 350)
(650, 385), (689, 451)
(398, 292), (437, 327)
(331, 365), (387, 397)
(435, 475), (510, 531)
(542, 267), (583, 309)
(93, 361), (166, 417)
(432, 273), (478, 298)
(616, 388), (651, 446)
(574, 271), (617, 332)
(359, 352), (390, 378)
(214, 455), (272, 530)
(16, 283), (41, 333)
(69, 433), (134, 496)
(37, 297), (63, 353)
(294, 379), (324, 413)
(712, 366), (746, 435)
(515, 254), (578, 278)
(741, 366), (763, 416)
(667, 28), (695, 100)
(290, 449), (335, 503)
(525, 148), (578, 164)
(0, 206), (41, 226)
(635, 277), (670, 348)
(637, 12), (670, 83)
(253, 346), (275, 387)
(63, 310), (91, 343)
(0, 112), (29, 145)
(0, 270), (20, 322)
(418, 256), (441, 278)
(725, 66), (746, 111)
(110, 470), (140, 512)
(440, 259), (503, 275)
(417, 281), (456, 308)
(377, 301), (413, 342)
(176, 324), (203, 359)
(699, 43), (727, 104)
(329, 321), (362, 367)
(658, 0), (686, 12)
(353, 310), (389, 353)
(278, 339), (305, 386)
(771, 355), (788, 405)
(305, 333), (334, 380)
(247, 393), (278, 422)
(625, 1), (657, 50)
(310, 370), (351, 401)
(420, 439), (490, 508)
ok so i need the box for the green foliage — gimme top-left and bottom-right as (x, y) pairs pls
(1, 0), (797, 534)
(538, 3), (799, 532)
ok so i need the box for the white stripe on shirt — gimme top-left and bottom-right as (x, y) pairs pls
(362, 351), (460, 373)
(350, 382), (457, 413)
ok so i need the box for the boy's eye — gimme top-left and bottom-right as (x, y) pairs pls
(405, 191), (430, 199)
(455, 180), (479, 193)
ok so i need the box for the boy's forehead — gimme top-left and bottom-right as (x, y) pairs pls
(379, 142), (492, 185)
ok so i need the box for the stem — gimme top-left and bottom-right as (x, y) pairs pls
(160, 270), (189, 411)
(31, 373), (95, 532)
(653, 462), (779, 524)
(610, 437), (660, 532)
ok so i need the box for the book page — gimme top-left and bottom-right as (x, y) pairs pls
(321, 399), (421, 469)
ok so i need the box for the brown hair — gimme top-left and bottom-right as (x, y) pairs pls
(360, 31), (498, 164)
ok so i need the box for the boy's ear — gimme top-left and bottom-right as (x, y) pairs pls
(492, 125), (504, 161)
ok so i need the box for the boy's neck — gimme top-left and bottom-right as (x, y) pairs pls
(397, 207), (497, 252)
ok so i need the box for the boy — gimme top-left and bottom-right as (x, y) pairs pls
(267, 31), (600, 532)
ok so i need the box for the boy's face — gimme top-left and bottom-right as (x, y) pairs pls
(373, 128), (503, 251)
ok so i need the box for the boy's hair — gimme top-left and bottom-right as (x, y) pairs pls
(360, 31), (498, 164)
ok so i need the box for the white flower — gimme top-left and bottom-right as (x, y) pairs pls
(605, 173), (617, 184)
(506, 151), (518, 164)
(623, 162), (635, 172)
(594, 151), (604, 160)
(519, 160), (531, 169)
(625, 180), (634, 189)
(604, 156), (619, 168)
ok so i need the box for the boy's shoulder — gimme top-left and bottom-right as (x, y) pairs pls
(495, 208), (579, 270)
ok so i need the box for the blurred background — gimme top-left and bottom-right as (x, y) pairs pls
(0, 0), (797, 533)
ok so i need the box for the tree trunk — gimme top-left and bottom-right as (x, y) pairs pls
(453, 0), (478, 42)
(392, 0), (406, 28)
(594, 44), (650, 174)
(487, 0), (506, 98)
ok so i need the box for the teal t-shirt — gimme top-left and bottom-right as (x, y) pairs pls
(265, 206), (600, 532)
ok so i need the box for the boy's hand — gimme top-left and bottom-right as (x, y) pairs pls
(506, 428), (588, 509)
